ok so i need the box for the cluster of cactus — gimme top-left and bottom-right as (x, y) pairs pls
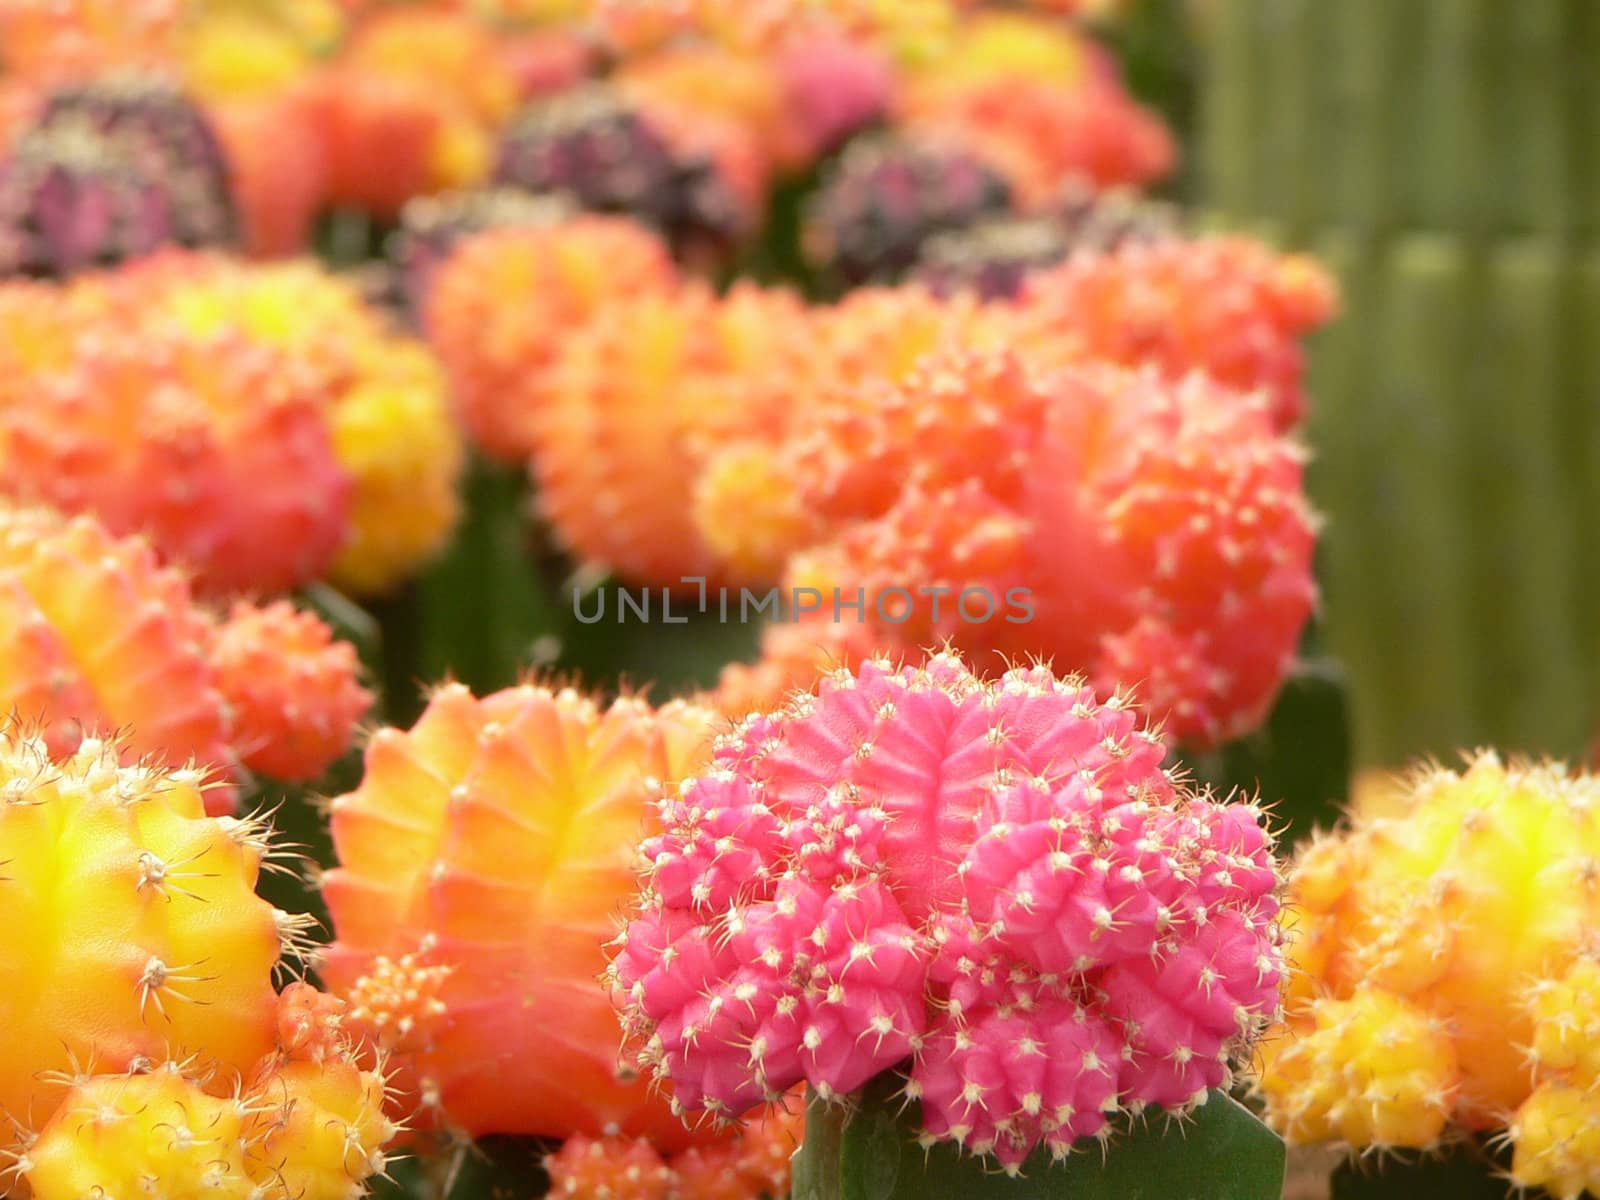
(0, 727), (395, 1198)
(615, 653), (1286, 1169)
(0, 71), (234, 278)
(422, 215), (1331, 744)
(494, 86), (750, 261)
(0, 250), (463, 597)
(1257, 753), (1600, 1197)
(0, 504), (368, 795)
(894, 10), (1175, 205)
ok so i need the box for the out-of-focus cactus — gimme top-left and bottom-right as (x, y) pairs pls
(0, 306), (351, 596)
(39, 72), (236, 240)
(533, 282), (812, 588)
(210, 599), (371, 782)
(546, 1104), (804, 1200)
(0, 116), (225, 279)
(1201, 0), (1600, 765)
(910, 186), (1178, 299)
(386, 187), (568, 323)
(0, 504), (367, 797)
(494, 87), (750, 261)
(423, 218), (680, 463)
(802, 133), (1014, 287)
(132, 252), (465, 596)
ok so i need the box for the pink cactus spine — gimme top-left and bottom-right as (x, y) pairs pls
(615, 654), (1284, 1169)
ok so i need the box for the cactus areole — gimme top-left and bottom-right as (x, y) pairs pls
(615, 653), (1288, 1185)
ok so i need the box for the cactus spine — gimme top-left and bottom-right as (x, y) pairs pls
(1201, 0), (1600, 764)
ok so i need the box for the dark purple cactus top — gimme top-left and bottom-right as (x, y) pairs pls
(802, 134), (1015, 288)
(494, 86), (746, 260)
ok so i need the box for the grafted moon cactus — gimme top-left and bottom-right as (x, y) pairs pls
(0, 505), (369, 800)
(615, 653), (1285, 1169)
(21, 984), (395, 1200)
(0, 730), (297, 1163)
(321, 683), (722, 1147)
(1258, 752), (1600, 1197)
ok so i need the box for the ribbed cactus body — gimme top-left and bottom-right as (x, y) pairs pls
(1202, 0), (1600, 765)
(0, 732), (290, 1159)
(321, 684), (721, 1146)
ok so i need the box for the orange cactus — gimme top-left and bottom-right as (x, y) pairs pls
(209, 88), (328, 258)
(0, 504), (233, 785)
(425, 219), (680, 463)
(710, 351), (1317, 747)
(128, 251), (465, 595)
(546, 1137), (675, 1200)
(533, 282), (812, 587)
(0, 504), (366, 798)
(1015, 235), (1340, 431)
(546, 1102), (804, 1200)
(343, 7), (519, 127)
(306, 62), (488, 219)
(321, 683), (721, 1146)
(211, 600), (372, 783)
(0, 314), (351, 598)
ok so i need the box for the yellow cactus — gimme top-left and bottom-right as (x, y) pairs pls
(248, 1057), (394, 1200)
(22, 1041), (395, 1199)
(1510, 1083), (1600, 1200)
(0, 732), (287, 1157)
(1256, 987), (1457, 1149)
(22, 1063), (259, 1200)
(1260, 751), (1600, 1167)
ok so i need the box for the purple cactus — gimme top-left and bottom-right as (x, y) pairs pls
(801, 135), (1014, 287)
(912, 186), (1180, 300)
(494, 86), (746, 260)
(0, 73), (236, 279)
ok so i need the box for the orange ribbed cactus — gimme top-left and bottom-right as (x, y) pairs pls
(305, 62), (488, 219)
(321, 683), (720, 1146)
(424, 219), (680, 463)
(211, 600), (372, 782)
(0, 315), (351, 597)
(0, 504), (367, 795)
(1015, 235), (1339, 431)
(342, 7), (518, 128)
(0, 729), (291, 1163)
(0, 504), (233, 783)
(710, 351), (1317, 747)
(534, 282), (811, 587)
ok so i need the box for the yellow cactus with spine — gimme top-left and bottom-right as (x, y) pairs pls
(0, 732), (282, 1147)
(1259, 751), (1600, 1187)
(20, 992), (395, 1200)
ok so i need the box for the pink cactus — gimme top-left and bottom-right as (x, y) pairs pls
(615, 654), (1284, 1169)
